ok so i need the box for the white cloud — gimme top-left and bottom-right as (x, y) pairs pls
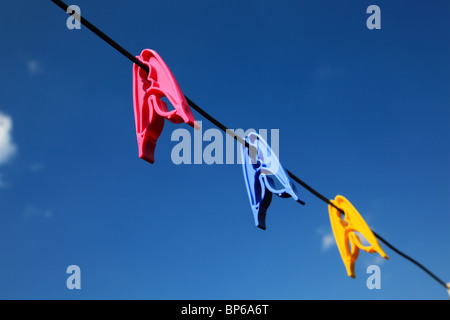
(26, 59), (44, 76)
(0, 112), (17, 166)
(0, 112), (17, 187)
(321, 233), (335, 252)
(316, 226), (336, 252)
(370, 254), (388, 266)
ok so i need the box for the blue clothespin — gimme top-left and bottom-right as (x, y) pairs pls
(241, 132), (305, 230)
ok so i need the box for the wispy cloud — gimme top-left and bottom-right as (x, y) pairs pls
(23, 205), (40, 218)
(30, 163), (44, 173)
(26, 59), (44, 76)
(370, 254), (388, 266)
(316, 226), (336, 252)
(321, 233), (335, 252)
(24, 204), (53, 219)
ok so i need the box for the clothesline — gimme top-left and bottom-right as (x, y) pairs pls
(50, 0), (448, 291)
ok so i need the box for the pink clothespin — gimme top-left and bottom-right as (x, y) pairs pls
(132, 49), (199, 164)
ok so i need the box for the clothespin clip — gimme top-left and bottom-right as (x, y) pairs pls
(241, 132), (305, 230)
(328, 195), (389, 278)
(132, 49), (199, 164)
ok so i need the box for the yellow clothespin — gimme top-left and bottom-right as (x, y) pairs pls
(328, 195), (389, 278)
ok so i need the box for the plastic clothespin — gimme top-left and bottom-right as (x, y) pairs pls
(328, 195), (389, 278)
(132, 49), (199, 164)
(241, 132), (305, 230)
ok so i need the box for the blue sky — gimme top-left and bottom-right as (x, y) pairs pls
(0, 0), (449, 300)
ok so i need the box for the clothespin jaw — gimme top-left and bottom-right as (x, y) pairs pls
(132, 49), (199, 164)
(241, 132), (304, 230)
(328, 195), (389, 278)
